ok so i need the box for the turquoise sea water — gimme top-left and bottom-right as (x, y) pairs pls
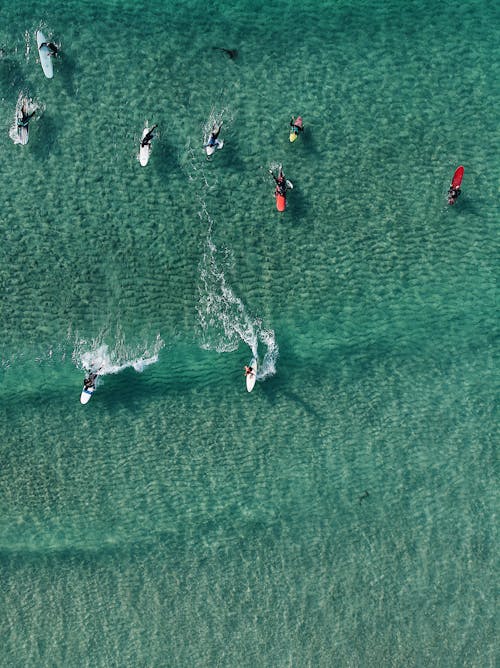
(0, 0), (498, 665)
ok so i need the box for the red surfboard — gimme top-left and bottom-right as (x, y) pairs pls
(275, 189), (286, 211)
(451, 165), (464, 189)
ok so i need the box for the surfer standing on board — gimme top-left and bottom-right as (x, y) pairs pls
(244, 365), (254, 377)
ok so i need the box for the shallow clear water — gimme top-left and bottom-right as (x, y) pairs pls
(0, 0), (498, 666)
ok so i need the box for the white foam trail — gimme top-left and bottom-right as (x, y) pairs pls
(197, 223), (278, 381)
(73, 335), (164, 377)
(181, 142), (212, 192)
(257, 328), (279, 380)
(182, 105), (277, 383)
(24, 30), (30, 60)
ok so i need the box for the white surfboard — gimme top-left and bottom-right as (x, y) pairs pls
(36, 30), (54, 79)
(17, 123), (29, 145)
(80, 385), (95, 404)
(205, 138), (224, 157)
(246, 358), (257, 392)
(139, 127), (153, 166)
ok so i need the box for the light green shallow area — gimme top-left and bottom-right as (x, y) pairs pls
(0, 0), (498, 666)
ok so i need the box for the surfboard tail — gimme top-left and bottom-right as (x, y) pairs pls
(451, 166), (464, 189)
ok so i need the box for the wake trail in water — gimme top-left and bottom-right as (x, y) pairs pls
(24, 30), (30, 60)
(180, 106), (278, 383)
(197, 212), (278, 381)
(72, 334), (164, 377)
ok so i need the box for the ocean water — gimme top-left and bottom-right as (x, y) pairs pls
(0, 0), (498, 665)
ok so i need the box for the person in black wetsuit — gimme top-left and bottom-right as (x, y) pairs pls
(141, 124), (158, 148)
(270, 166), (287, 197)
(47, 42), (59, 56)
(83, 371), (98, 390)
(39, 40), (59, 57)
(18, 100), (35, 127)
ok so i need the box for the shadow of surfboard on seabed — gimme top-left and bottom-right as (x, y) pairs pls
(57, 50), (76, 97)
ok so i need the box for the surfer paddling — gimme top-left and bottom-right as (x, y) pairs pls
(205, 123), (222, 149)
(204, 122), (224, 159)
(18, 99), (35, 127)
(43, 42), (59, 57)
(141, 124), (157, 148)
(447, 166), (464, 206)
(83, 370), (99, 390)
(448, 184), (461, 206)
(289, 116), (304, 142)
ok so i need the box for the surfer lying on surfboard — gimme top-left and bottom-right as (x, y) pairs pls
(448, 165), (464, 206)
(204, 123), (222, 149)
(269, 166), (288, 197)
(38, 37), (59, 58)
(289, 116), (304, 141)
(448, 185), (461, 205)
(18, 100), (35, 128)
(44, 42), (59, 57)
(141, 124), (157, 148)
(269, 165), (293, 211)
(83, 371), (98, 390)
(204, 122), (224, 159)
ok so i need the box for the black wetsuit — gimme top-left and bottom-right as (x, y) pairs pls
(84, 373), (97, 390)
(141, 125), (157, 147)
(18, 108), (35, 127)
(274, 175), (287, 197)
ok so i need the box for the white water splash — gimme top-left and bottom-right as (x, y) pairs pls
(72, 334), (164, 377)
(182, 105), (277, 383)
(202, 104), (232, 148)
(257, 328), (280, 381)
(197, 222), (278, 382)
